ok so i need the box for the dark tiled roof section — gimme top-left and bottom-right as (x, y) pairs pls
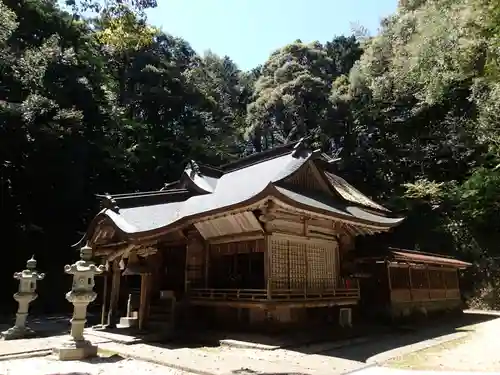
(198, 163), (223, 178)
(219, 141), (300, 172)
(97, 189), (196, 210)
(161, 180), (182, 190)
(274, 186), (404, 227)
(183, 166), (219, 193)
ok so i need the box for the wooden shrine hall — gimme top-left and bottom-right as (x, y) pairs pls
(74, 139), (470, 331)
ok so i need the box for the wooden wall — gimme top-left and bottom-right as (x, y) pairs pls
(267, 234), (339, 291)
(387, 263), (462, 316)
(209, 239), (265, 256)
(185, 233), (205, 289)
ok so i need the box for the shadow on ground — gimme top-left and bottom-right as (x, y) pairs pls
(0, 313), (101, 339)
(294, 311), (498, 362)
(4, 309), (497, 369)
(83, 353), (124, 364)
(137, 310), (499, 360)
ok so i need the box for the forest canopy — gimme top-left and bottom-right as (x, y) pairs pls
(2, 0), (500, 309)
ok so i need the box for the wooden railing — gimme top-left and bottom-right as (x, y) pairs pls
(189, 289), (268, 301)
(270, 288), (359, 300)
(190, 279), (360, 302)
(391, 288), (461, 302)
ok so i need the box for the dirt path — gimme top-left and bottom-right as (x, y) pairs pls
(384, 314), (500, 372)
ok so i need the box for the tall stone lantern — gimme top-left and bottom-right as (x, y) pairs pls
(53, 244), (104, 361)
(1, 256), (45, 340)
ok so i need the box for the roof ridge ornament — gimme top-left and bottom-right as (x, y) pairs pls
(321, 152), (342, 164)
(291, 136), (312, 158)
(188, 160), (201, 176)
(102, 193), (120, 213)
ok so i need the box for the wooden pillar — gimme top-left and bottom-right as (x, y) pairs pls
(441, 270), (448, 299)
(185, 230), (204, 293)
(138, 273), (151, 330)
(426, 265), (431, 299)
(100, 269), (109, 326)
(408, 265), (413, 301)
(265, 235), (271, 300)
(204, 243), (209, 288)
(304, 243), (308, 297)
(387, 263), (392, 291)
(107, 259), (121, 328)
(184, 244), (190, 294)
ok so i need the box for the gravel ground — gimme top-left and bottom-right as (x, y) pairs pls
(1, 311), (499, 375)
(425, 317), (500, 372)
(385, 315), (500, 372)
(0, 355), (195, 375)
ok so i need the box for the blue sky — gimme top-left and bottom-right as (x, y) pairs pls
(146, 0), (398, 71)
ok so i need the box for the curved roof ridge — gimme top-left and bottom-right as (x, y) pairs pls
(219, 141), (300, 172)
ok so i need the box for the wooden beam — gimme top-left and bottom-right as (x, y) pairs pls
(272, 199), (392, 232)
(207, 230), (264, 245)
(106, 244), (134, 262)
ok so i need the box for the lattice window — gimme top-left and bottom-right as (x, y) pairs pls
(389, 266), (410, 289)
(323, 243), (335, 289)
(288, 241), (306, 289)
(444, 270), (459, 289)
(270, 238), (289, 289)
(306, 243), (334, 291)
(269, 237), (338, 292)
(429, 269), (445, 289)
(410, 268), (428, 289)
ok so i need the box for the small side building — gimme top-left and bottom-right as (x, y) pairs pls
(355, 247), (471, 321)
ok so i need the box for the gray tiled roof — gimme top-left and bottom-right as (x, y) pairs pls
(77, 142), (404, 245)
(275, 187), (404, 226)
(101, 150), (310, 233)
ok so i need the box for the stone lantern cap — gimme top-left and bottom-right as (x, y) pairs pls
(64, 244), (104, 275)
(14, 256), (45, 281)
(26, 256), (37, 269)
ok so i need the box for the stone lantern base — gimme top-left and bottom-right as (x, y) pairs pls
(1, 325), (35, 340)
(53, 339), (98, 361)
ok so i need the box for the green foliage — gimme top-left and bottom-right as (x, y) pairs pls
(246, 37), (362, 151)
(0, 0), (17, 43)
(3, 0), (500, 310)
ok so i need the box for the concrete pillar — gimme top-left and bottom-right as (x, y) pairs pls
(1, 257), (45, 340)
(53, 244), (104, 360)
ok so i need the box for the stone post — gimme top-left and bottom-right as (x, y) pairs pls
(1, 257), (45, 340)
(53, 244), (104, 361)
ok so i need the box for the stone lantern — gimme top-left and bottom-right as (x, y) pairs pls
(53, 244), (104, 361)
(1, 256), (45, 340)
